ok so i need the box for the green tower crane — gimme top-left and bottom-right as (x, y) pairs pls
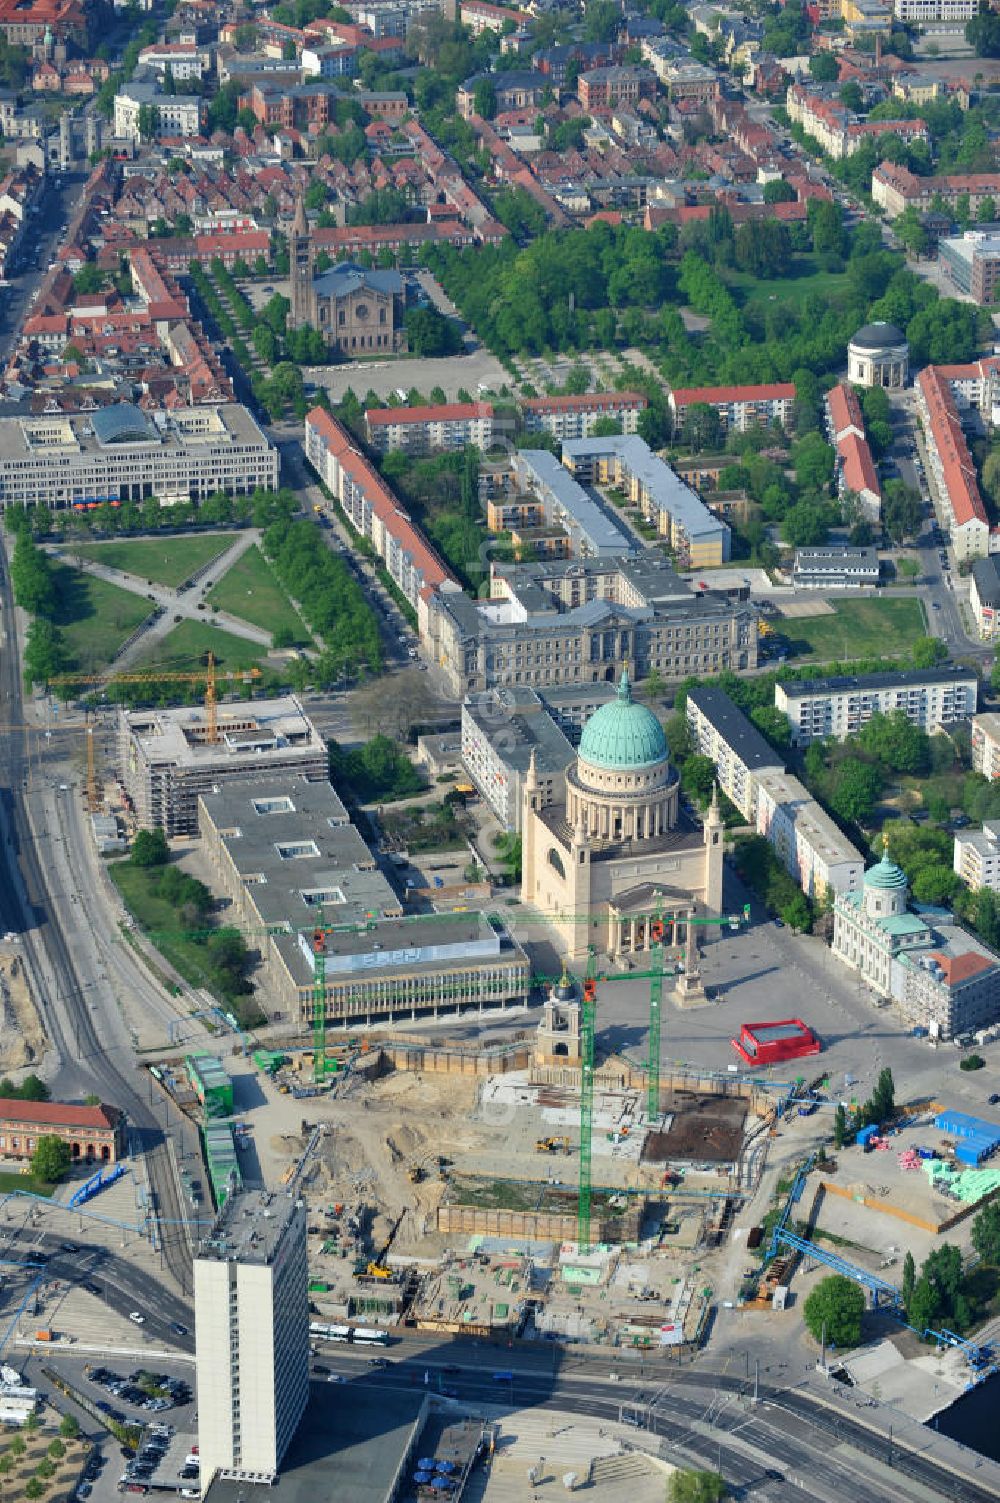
(578, 947), (597, 1254)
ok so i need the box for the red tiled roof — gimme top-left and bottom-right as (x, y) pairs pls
(365, 402), (493, 426)
(827, 381), (863, 438)
(928, 951), (994, 986)
(839, 431), (880, 500)
(671, 383), (795, 407)
(917, 366), (988, 532)
(522, 390), (646, 413)
(0, 1099), (119, 1129)
(305, 409), (455, 595)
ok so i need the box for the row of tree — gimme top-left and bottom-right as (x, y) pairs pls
(262, 517), (384, 680)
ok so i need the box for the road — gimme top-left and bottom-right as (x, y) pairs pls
(0, 1225), (193, 1355)
(0, 543), (195, 1295)
(306, 1336), (1000, 1503)
(887, 393), (988, 663)
(0, 169), (90, 363)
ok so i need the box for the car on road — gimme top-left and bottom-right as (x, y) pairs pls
(367, 1357), (388, 1369)
(128, 1312), (145, 1325)
(773, 918), (785, 928)
(989, 1094), (1000, 1105)
(169, 1322), (188, 1337)
(61, 1241), (80, 1252)
(326, 1374), (345, 1383)
(312, 1364), (330, 1375)
(83, 1281), (101, 1295)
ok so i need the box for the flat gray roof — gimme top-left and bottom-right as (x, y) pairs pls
(794, 546), (878, 567)
(515, 449), (637, 557)
(0, 403), (270, 461)
(124, 696), (326, 771)
(198, 775), (399, 929)
(196, 1188), (299, 1265)
(776, 667), (978, 700)
(204, 1384), (425, 1503)
(687, 685), (784, 772)
(463, 687), (575, 778)
(561, 435), (729, 547)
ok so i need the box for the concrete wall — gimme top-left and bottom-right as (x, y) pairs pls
(437, 1202), (641, 1243)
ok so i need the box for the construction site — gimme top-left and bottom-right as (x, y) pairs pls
(138, 933), (788, 1355)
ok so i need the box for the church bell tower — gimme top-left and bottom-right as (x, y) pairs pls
(289, 193), (315, 330)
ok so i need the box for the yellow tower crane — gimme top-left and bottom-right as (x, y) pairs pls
(48, 654), (263, 809)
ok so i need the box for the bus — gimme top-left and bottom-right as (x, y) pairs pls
(309, 1322), (388, 1345)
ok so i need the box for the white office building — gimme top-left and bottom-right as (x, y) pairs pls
(114, 81), (204, 140)
(195, 1189), (309, 1488)
(0, 403), (277, 510)
(774, 667), (978, 747)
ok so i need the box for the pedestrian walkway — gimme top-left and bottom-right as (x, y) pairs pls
(461, 1413), (670, 1503)
(47, 531), (272, 672)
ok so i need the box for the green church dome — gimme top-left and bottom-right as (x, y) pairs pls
(864, 840), (908, 891)
(578, 669), (668, 771)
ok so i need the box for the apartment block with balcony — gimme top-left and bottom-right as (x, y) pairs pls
(774, 667), (978, 746)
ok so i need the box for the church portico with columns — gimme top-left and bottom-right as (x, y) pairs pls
(520, 668), (724, 966)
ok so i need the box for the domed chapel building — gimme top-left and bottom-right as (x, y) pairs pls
(521, 668), (724, 969)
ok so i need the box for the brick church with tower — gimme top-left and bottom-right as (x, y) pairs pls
(289, 195), (407, 355)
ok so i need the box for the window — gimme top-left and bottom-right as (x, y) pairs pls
(275, 840), (320, 860)
(252, 797), (294, 815)
(300, 887), (346, 907)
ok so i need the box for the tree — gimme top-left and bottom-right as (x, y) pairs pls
(136, 102), (158, 142)
(966, 2), (1000, 56)
(47, 1439), (65, 1460)
(882, 480), (923, 543)
(664, 712), (691, 762)
(682, 754), (717, 804)
(750, 705), (791, 755)
(792, 432), (835, 492)
(828, 760), (882, 825)
(24, 1479), (43, 1500)
(682, 402), (724, 453)
(834, 1103), (848, 1149)
(23, 618), (66, 691)
(972, 1201), (1000, 1264)
(982, 450), (1000, 509)
(809, 50), (839, 81)
(902, 1249), (916, 1310)
(803, 1274), (865, 1349)
(977, 196), (997, 224)
(763, 178), (796, 205)
(404, 306), (463, 358)
(911, 635), (948, 669)
(473, 76), (497, 119)
(781, 502), (829, 548)
(59, 1415), (79, 1439)
(31, 1135), (71, 1184)
(131, 828), (168, 867)
(839, 80), (863, 112)
(668, 1471), (727, 1503)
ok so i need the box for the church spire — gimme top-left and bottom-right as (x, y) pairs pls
(291, 190), (308, 240)
(617, 663), (632, 704)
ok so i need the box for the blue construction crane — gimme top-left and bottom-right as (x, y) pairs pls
(766, 1154), (815, 1262)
